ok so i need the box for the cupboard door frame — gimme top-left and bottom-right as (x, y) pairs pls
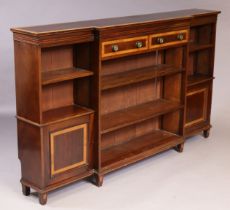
(185, 83), (211, 127)
(42, 115), (92, 185)
(50, 123), (88, 176)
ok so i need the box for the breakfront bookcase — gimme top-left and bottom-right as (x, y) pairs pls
(11, 9), (220, 205)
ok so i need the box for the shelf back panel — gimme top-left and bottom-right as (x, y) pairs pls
(101, 79), (162, 115)
(101, 51), (163, 76)
(41, 46), (74, 72)
(101, 118), (160, 150)
(42, 81), (74, 112)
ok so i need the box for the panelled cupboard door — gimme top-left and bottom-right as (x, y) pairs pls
(42, 115), (92, 185)
(185, 83), (211, 128)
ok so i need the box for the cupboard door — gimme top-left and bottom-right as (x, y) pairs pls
(185, 84), (210, 127)
(50, 124), (87, 176)
(42, 115), (93, 185)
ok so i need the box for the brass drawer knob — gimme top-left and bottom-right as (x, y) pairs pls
(177, 34), (184, 40)
(112, 44), (119, 52)
(136, 41), (143, 48)
(157, 37), (164, 44)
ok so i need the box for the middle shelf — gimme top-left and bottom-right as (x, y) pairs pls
(101, 99), (183, 134)
(101, 64), (184, 90)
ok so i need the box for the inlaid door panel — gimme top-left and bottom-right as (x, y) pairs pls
(50, 124), (87, 176)
(42, 114), (93, 185)
(185, 85), (210, 127)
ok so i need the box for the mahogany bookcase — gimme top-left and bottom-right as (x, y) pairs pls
(11, 9), (220, 205)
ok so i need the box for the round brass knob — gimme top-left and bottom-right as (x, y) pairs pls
(177, 34), (184, 41)
(136, 41), (143, 48)
(112, 45), (119, 52)
(157, 37), (164, 44)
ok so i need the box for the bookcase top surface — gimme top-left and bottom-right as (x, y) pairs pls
(11, 9), (220, 35)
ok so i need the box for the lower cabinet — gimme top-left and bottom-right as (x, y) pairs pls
(185, 82), (212, 135)
(42, 115), (93, 186)
(18, 113), (94, 204)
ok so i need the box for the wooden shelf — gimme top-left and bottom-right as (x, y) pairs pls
(187, 74), (214, 86)
(42, 67), (93, 85)
(101, 64), (184, 90)
(189, 43), (213, 53)
(42, 105), (94, 125)
(101, 129), (183, 174)
(101, 99), (183, 134)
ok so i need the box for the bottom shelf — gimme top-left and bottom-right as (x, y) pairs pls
(42, 105), (94, 125)
(101, 130), (183, 174)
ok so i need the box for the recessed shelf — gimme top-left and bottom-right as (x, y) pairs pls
(101, 64), (184, 90)
(187, 74), (214, 86)
(42, 67), (94, 85)
(189, 43), (213, 53)
(101, 129), (183, 174)
(101, 99), (183, 134)
(42, 104), (94, 125)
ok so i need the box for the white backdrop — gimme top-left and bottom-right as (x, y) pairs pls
(0, 0), (229, 115)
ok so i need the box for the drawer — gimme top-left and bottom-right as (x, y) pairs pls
(102, 36), (148, 59)
(149, 30), (189, 49)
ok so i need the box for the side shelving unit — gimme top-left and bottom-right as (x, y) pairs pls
(187, 23), (215, 86)
(185, 19), (218, 136)
(40, 45), (95, 124)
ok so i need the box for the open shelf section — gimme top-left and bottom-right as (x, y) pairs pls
(101, 99), (183, 134)
(101, 64), (184, 90)
(187, 74), (214, 86)
(101, 129), (183, 174)
(189, 43), (213, 53)
(42, 67), (94, 85)
(42, 105), (94, 125)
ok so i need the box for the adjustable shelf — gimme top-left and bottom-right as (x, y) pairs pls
(187, 74), (214, 86)
(42, 104), (94, 125)
(189, 43), (213, 53)
(42, 67), (94, 85)
(101, 64), (184, 90)
(101, 99), (183, 134)
(101, 130), (183, 173)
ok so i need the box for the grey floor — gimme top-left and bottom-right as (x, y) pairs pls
(0, 110), (229, 210)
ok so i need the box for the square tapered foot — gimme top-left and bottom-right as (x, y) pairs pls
(203, 129), (210, 138)
(39, 193), (48, 205)
(22, 184), (30, 196)
(174, 143), (184, 153)
(93, 174), (104, 187)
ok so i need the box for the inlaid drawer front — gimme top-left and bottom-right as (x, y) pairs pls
(149, 30), (189, 49)
(102, 36), (148, 59)
(50, 124), (88, 176)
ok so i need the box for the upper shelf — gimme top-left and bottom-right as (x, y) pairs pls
(101, 64), (184, 90)
(42, 67), (94, 85)
(189, 43), (214, 53)
(187, 74), (214, 86)
(101, 99), (183, 134)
